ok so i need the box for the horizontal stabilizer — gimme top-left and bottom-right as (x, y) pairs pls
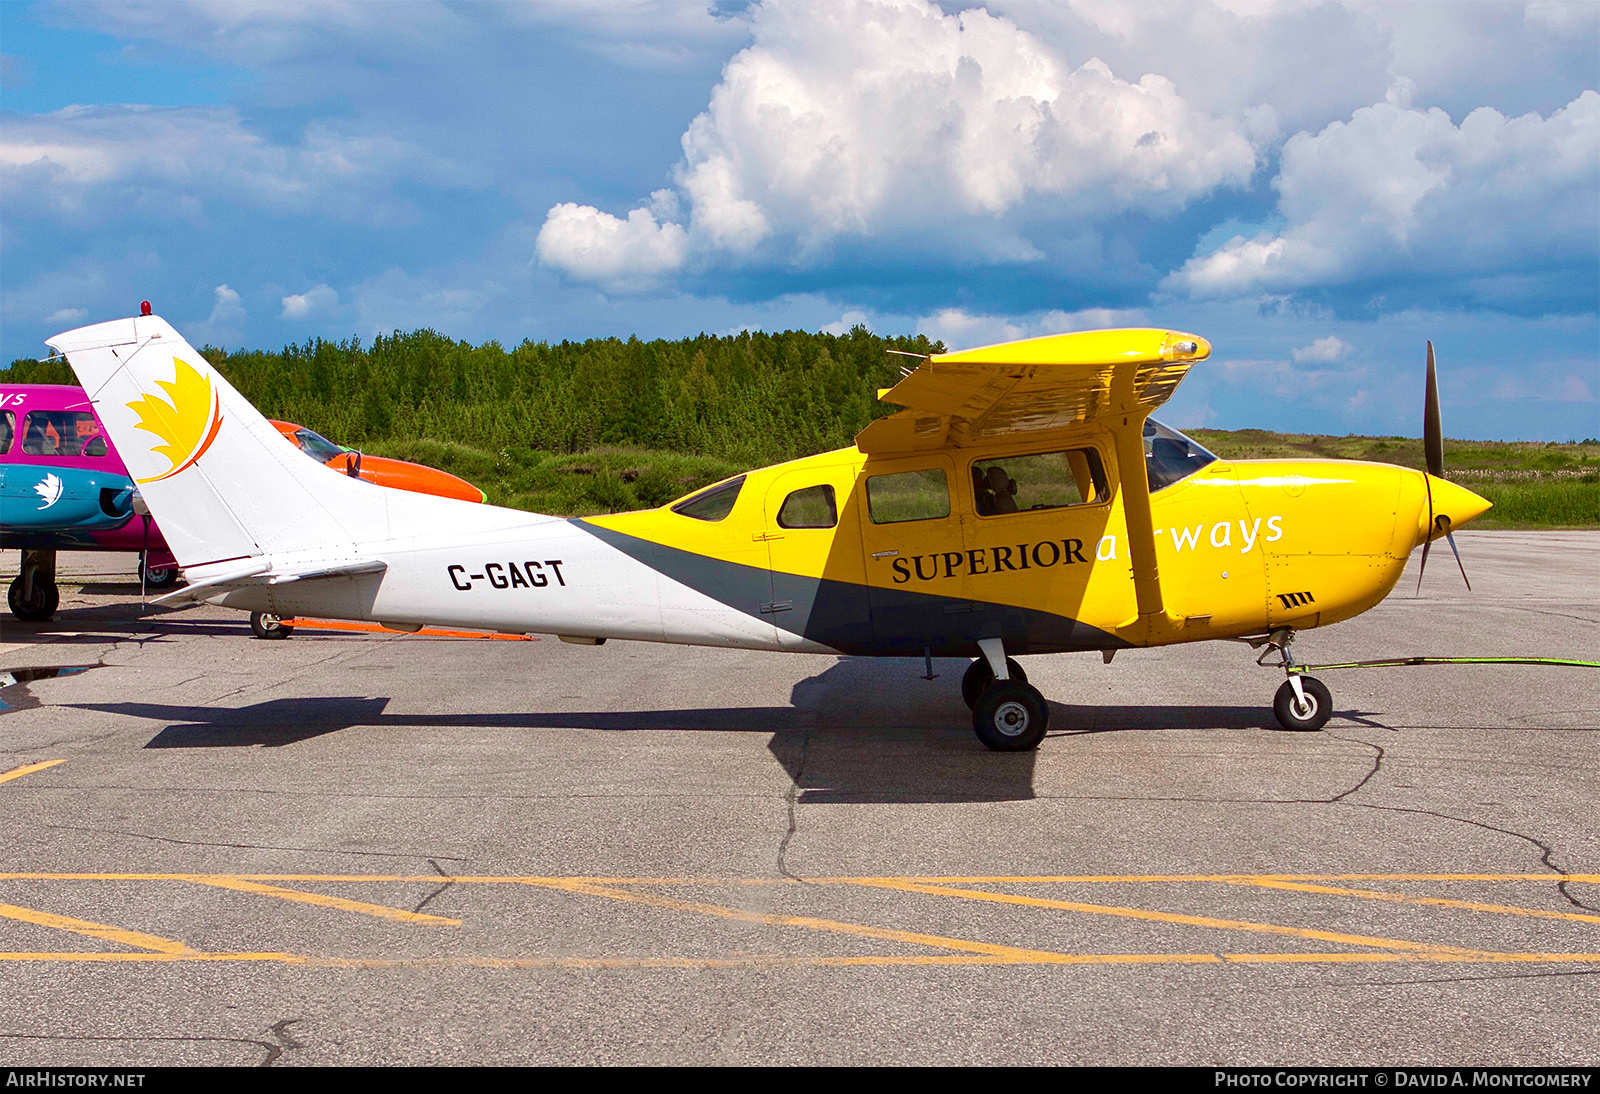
(153, 559), (388, 605)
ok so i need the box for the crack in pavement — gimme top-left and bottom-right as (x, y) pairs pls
(267, 1018), (304, 1064)
(40, 822), (469, 862)
(1345, 803), (1600, 915)
(0, 1032), (285, 1067)
(1330, 967), (1600, 989)
(776, 725), (812, 883)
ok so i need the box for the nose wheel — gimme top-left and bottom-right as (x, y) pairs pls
(1273, 676), (1332, 731)
(1255, 628), (1334, 732)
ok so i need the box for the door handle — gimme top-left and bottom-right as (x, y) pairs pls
(871, 550), (899, 558)
(752, 532), (785, 542)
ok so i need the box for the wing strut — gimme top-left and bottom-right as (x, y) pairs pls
(1107, 363), (1166, 630)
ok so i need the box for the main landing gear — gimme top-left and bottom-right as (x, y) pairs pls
(250, 611), (295, 639)
(7, 549), (59, 622)
(964, 638), (1048, 752)
(1256, 628), (1333, 732)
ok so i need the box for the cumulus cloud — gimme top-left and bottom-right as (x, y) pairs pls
(0, 104), (463, 222)
(1165, 91), (1600, 303)
(538, 0), (1257, 289)
(281, 284), (338, 319)
(1291, 336), (1353, 364)
(535, 204), (689, 292)
(208, 284), (246, 325)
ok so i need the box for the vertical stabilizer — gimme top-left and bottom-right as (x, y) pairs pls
(47, 314), (388, 568)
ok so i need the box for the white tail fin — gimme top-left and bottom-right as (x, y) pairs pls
(48, 314), (399, 568)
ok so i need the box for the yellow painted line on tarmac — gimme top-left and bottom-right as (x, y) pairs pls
(0, 949), (1596, 968)
(0, 902), (191, 954)
(184, 876), (460, 926)
(0, 760), (66, 785)
(843, 879), (1498, 957)
(0, 872), (1595, 885)
(521, 877), (1077, 963)
(1223, 878), (1600, 924)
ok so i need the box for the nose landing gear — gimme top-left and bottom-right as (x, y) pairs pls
(1255, 628), (1334, 732)
(7, 549), (59, 622)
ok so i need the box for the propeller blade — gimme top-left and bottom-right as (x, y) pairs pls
(1416, 471), (1434, 595)
(1424, 340), (1444, 478)
(1445, 528), (1471, 591)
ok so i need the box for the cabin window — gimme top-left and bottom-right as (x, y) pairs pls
(1144, 418), (1218, 492)
(20, 411), (103, 457)
(293, 428), (345, 464)
(777, 484), (837, 529)
(971, 448), (1108, 516)
(672, 475), (746, 521)
(0, 411), (13, 454)
(867, 468), (950, 524)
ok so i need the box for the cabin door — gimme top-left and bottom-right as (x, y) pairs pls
(852, 454), (970, 656)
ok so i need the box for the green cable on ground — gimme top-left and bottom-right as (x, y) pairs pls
(1289, 656), (1600, 673)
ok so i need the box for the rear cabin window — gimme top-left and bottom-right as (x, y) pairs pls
(672, 476), (746, 521)
(866, 468), (950, 524)
(971, 448), (1108, 516)
(777, 484), (837, 529)
(1144, 418), (1218, 492)
(20, 411), (104, 457)
(0, 411), (13, 454)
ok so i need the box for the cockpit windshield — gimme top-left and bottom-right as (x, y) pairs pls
(294, 428), (345, 464)
(1144, 418), (1218, 492)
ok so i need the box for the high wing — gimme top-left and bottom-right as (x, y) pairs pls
(856, 328), (1209, 456)
(857, 327), (1211, 637)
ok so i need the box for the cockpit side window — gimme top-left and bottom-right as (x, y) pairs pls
(1144, 418), (1218, 492)
(866, 468), (949, 524)
(971, 448), (1109, 517)
(294, 428), (345, 464)
(672, 475), (746, 521)
(0, 411), (13, 454)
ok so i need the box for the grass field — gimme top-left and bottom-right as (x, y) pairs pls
(1189, 429), (1600, 529)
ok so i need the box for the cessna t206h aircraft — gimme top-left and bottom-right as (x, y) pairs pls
(48, 312), (1491, 751)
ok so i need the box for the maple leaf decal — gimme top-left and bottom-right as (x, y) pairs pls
(125, 357), (224, 483)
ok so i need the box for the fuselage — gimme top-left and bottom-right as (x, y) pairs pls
(207, 422), (1490, 656)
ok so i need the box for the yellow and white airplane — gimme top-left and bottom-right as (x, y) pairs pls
(46, 313), (1490, 751)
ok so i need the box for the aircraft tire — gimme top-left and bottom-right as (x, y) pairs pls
(972, 681), (1048, 752)
(139, 561), (180, 588)
(960, 657), (1029, 710)
(250, 611), (295, 640)
(8, 576), (59, 622)
(1273, 677), (1332, 732)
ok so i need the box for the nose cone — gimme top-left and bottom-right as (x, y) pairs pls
(1416, 473), (1492, 545)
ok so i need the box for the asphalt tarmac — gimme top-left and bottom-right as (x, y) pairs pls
(0, 531), (1595, 1066)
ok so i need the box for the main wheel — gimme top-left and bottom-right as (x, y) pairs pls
(960, 656), (1029, 709)
(139, 561), (179, 588)
(250, 611), (295, 639)
(972, 681), (1049, 752)
(8, 575), (59, 622)
(1273, 676), (1332, 732)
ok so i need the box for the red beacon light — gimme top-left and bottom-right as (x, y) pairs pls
(140, 300), (152, 316)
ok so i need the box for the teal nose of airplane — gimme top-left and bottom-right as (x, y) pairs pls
(1415, 473), (1492, 546)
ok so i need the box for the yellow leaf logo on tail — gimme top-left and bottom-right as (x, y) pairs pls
(125, 357), (224, 484)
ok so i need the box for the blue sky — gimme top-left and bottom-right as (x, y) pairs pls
(2, 0), (1596, 440)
